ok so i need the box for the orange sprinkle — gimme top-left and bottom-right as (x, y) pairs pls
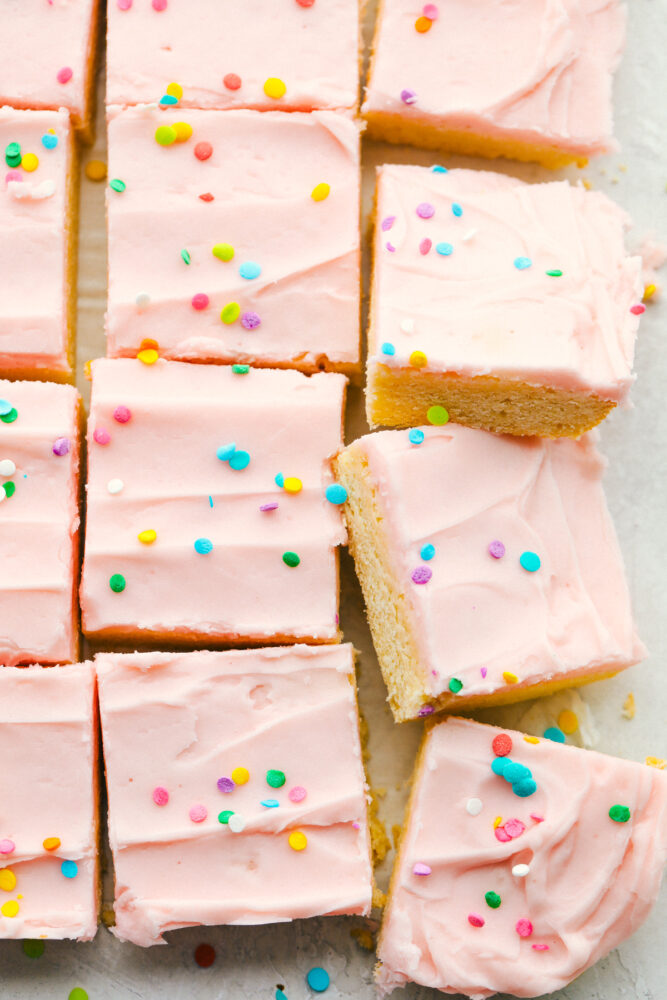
(415, 15), (432, 32)
(42, 837), (61, 852)
(85, 159), (107, 182)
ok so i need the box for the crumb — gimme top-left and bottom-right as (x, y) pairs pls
(618, 164), (627, 172)
(391, 823), (403, 849)
(351, 925), (377, 951)
(582, 178), (592, 190)
(372, 886), (387, 909)
(374, 786), (387, 799)
(101, 907), (116, 927)
(622, 693), (635, 720)
(645, 757), (666, 770)
(369, 792), (391, 865)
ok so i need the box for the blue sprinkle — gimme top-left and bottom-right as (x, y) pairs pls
(502, 762), (531, 784)
(436, 242), (453, 256)
(61, 860), (78, 879)
(229, 450), (250, 470)
(543, 726), (566, 744)
(452, 202), (463, 217)
(261, 799), (280, 808)
(208, 495), (214, 508)
(408, 428), (424, 445)
(513, 778), (538, 798)
(239, 261), (261, 280)
(431, 165), (448, 174)
(325, 483), (347, 505)
(420, 543), (435, 561)
(41, 133), (58, 150)
(306, 967), (330, 993)
(159, 94), (179, 105)
(216, 443), (236, 462)
(276, 990), (288, 1000)
(381, 342), (396, 356)
(0, 400), (12, 416)
(194, 537), (213, 555)
(514, 256), (532, 270)
(275, 473), (284, 488)
(520, 551), (541, 573)
(491, 756), (511, 776)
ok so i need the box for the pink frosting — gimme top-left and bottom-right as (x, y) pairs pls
(0, 379), (80, 665)
(0, 108), (72, 376)
(107, 0), (358, 112)
(81, 358), (347, 643)
(0, 664), (98, 941)
(376, 717), (667, 998)
(0, 1), (97, 124)
(369, 166), (643, 404)
(95, 644), (372, 946)
(364, 0), (626, 157)
(106, 107), (360, 371)
(348, 425), (645, 710)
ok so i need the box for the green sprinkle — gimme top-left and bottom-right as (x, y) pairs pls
(212, 242), (235, 262)
(109, 573), (126, 593)
(109, 178), (126, 193)
(546, 269), (563, 277)
(282, 551), (300, 568)
(181, 248), (192, 265)
(221, 302), (241, 324)
(68, 990), (89, 1000)
(266, 769), (286, 788)
(427, 405), (449, 426)
(0, 408), (18, 424)
(3, 481), (15, 499)
(231, 364), (250, 374)
(609, 804), (631, 823)
(218, 810), (234, 824)
(22, 940), (45, 958)
(484, 891), (501, 909)
(5, 142), (21, 168)
(448, 677), (463, 694)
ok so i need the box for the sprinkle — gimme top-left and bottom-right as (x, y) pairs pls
(264, 78), (287, 99)
(275, 473), (285, 488)
(409, 428), (424, 445)
(289, 786), (307, 802)
(0, 869), (16, 891)
(419, 237), (432, 255)
(524, 735), (540, 744)
(306, 968), (330, 993)
(181, 248), (192, 265)
(609, 804), (631, 823)
(646, 757), (666, 769)
(503, 671), (519, 685)
(546, 269), (563, 277)
(52, 437), (70, 457)
(200, 192), (214, 202)
(468, 913), (485, 928)
(166, 82), (183, 100)
(232, 767), (250, 785)
(218, 811), (234, 824)
(57, 67), (73, 84)
(93, 428), (110, 445)
(381, 342), (395, 356)
(194, 943), (216, 968)
(420, 543), (435, 561)
(416, 202), (434, 219)
(152, 0), (167, 9)
(311, 183), (330, 202)
(152, 786), (169, 806)
(451, 202), (462, 217)
(412, 862), (431, 876)
(381, 216), (395, 231)
(216, 777), (234, 795)
(412, 565), (432, 584)
(217, 443), (236, 462)
(436, 242), (453, 256)
(232, 364), (250, 374)
(109, 573), (126, 593)
(2, 481), (15, 499)
(466, 798), (482, 816)
(194, 142), (213, 162)
(221, 302), (241, 324)
(520, 551), (541, 572)
(261, 799), (280, 808)
(543, 726), (565, 743)
(514, 256), (532, 270)
(284, 477), (302, 494)
(155, 125), (177, 146)
(326, 484), (347, 505)
(283, 551), (300, 568)
(409, 350), (428, 368)
(423, 3), (439, 18)
(229, 450), (250, 470)
(400, 89), (418, 105)
(228, 813), (246, 833)
(61, 860), (78, 879)
(191, 293), (209, 311)
(512, 864), (530, 877)
(448, 677), (463, 694)
(137, 347), (158, 364)
(516, 918), (533, 938)
(504, 818), (526, 838)
(288, 831), (308, 851)
(415, 15), (432, 31)
(20, 152), (39, 173)
(492, 733), (513, 757)
(172, 122), (193, 142)
(480, 667), (487, 678)
(212, 242), (235, 261)
(135, 293), (150, 309)
(189, 804), (208, 823)
(513, 778), (537, 797)
(41, 133), (58, 151)
(1, 901), (18, 918)
(644, 283), (657, 301)
(117, 0), (132, 8)
(530, 813), (544, 823)
(418, 705), (434, 716)
(488, 540), (505, 559)
(630, 303), (646, 315)
(42, 837), (61, 851)
(0, 405), (17, 423)
(159, 95), (178, 107)
(107, 478), (124, 494)
(223, 73), (242, 90)
(239, 261), (261, 280)
(462, 229), (477, 242)
(113, 405), (132, 424)
(386, 241), (395, 252)
(22, 940), (45, 958)
(109, 178), (126, 193)
(194, 537), (213, 555)
(0, 460), (14, 477)
(266, 769), (286, 788)
(558, 709), (579, 734)
(532, 944), (550, 951)
(260, 501), (279, 512)
(427, 405), (449, 425)
(485, 891), (501, 908)
(241, 311), (261, 330)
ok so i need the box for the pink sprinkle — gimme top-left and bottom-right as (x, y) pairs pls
(241, 311), (261, 330)
(630, 303), (646, 315)
(400, 89), (418, 105)
(386, 241), (396, 253)
(381, 216), (396, 232)
(468, 913), (485, 928)
(418, 704), (434, 716)
(488, 540), (505, 559)
(0, 839), (15, 855)
(223, 73), (242, 91)
(530, 813), (545, 824)
(419, 238), (432, 255)
(504, 818), (526, 839)
(191, 293), (210, 311)
(199, 192), (214, 202)
(416, 202), (435, 219)
(152, 786), (169, 806)
(412, 565), (432, 585)
(423, 3), (439, 18)
(516, 918), (534, 938)
(260, 501), (279, 512)
(152, 0), (167, 9)
(480, 667), (488, 679)
(5, 170), (22, 184)
(93, 427), (111, 446)
(412, 862), (432, 876)
(288, 785), (307, 803)
(189, 804), (208, 823)
(494, 825), (512, 843)
(113, 405), (132, 424)
(117, 0), (132, 8)
(52, 437), (71, 457)
(532, 943), (550, 951)
(194, 142), (213, 162)
(57, 67), (73, 84)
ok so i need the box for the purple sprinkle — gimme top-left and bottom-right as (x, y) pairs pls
(412, 565), (432, 585)
(480, 667), (488, 679)
(419, 237), (432, 255)
(381, 216), (396, 231)
(488, 540), (506, 559)
(217, 776), (234, 794)
(416, 202), (435, 219)
(418, 705), (435, 717)
(241, 311), (261, 330)
(413, 862), (432, 876)
(52, 437), (70, 457)
(352, 821), (360, 830)
(386, 241), (396, 253)
(400, 89), (418, 105)
(260, 501), (279, 512)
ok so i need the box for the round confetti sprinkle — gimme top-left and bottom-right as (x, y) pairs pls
(166, 82), (183, 100)
(137, 345), (159, 364)
(241, 311), (261, 330)
(546, 269), (563, 277)
(427, 405), (449, 426)
(113, 405), (131, 424)
(448, 677), (463, 694)
(107, 478), (124, 494)
(160, 94), (178, 106)
(138, 529), (157, 545)
(436, 242), (453, 256)
(200, 192), (214, 202)
(400, 89), (418, 105)
(109, 177), (126, 193)
(311, 183), (330, 202)
(1, 900), (18, 918)
(194, 537), (213, 555)
(0, 460), (14, 477)
(514, 256), (532, 270)
(512, 778), (537, 798)
(381, 342), (395, 356)
(306, 968), (330, 993)
(284, 477), (303, 494)
(260, 501), (279, 512)
(532, 943), (550, 952)
(415, 14), (432, 31)
(409, 428), (424, 445)
(411, 565), (432, 584)
(223, 73), (242, 90)
(152, 786), (169, 806)
(420, 543), (435, 561)
(189, 804), (208, 823)
(492, 733), (513, 757)
(0, 406), (17, 423)
(232, 364), (250, 374)
(516, 918), (533, 938)
(0, 869), (16, 891)
(504, 818), (526, 838)
(239, 261), (261, 280)
(520, 551), (541, 572)
(194, 142), (213, 162)
(61, 860), (78, 879)
(181, 248), (192, 265)
(416, 202), (434, 219)
(228, 813), (246, 833)
(217, 443), (236, 462)
(57, 66), (73, 84)
(109, 573), (126, 593)
(232, 767), (250, 785)
(152, 0), (167, 9)
(325, 483), (347, 504)
(212, 242), (235, 261)
(51, 437), (70, 457)
(468, 913), (485, 928)
(283, 551), (300, 568)
(381, 216), (395, 231)
(409, 350), (428, 368)
(155, 125), (177, 146)
(485, 891), (501, 909)
(266, 769), (286, 788)
(466, 798), (482, 816)
(261, 799), (280, 808)
(289, 830), (308, 851)
(0, 400), (12, 416)
(609, 804), (631, 823)
(172, 121), (193, 142)
(630, 303), (646, 315)
(217, 777), (234, 794)
(22, 940), (45, 958)
(229, 450), (250, 470)
(41, 132), (58, 151)
(423, 2), (438, 16)
(419, 237), (432, 255)
(412, 862), (431, 876)
(43, 837), (61, 851)
(289, 786), (307, 803)
(218, 810), (234, 824)
(68, 990), (89, 1000)
(221, 302), (241, 324)
(543, 726), (565, 744)
(194, 943), (216, 968)
(418, 705), (434, 717)
(3, 482), (16, 500)
(512, 863), (530, 877)
(264, 78), (287, 99)
(488, 540), (505, 559)
(275, 473), (285, 487)
(451, 202), (463, 217)
(491, 757), (511, 776)
(92, 428), (110, 448)
(558, 709), (579, 735)
(21, 152), (39, 172)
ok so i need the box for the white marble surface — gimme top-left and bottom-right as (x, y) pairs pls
(2, 1), (666, 996)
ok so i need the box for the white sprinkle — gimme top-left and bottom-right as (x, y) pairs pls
(0, 459), (16, 477)
(135, 292), (151, 309)
(228, 813), (246, 833)
(107, 478), (124, 495)
(466, 798), (483, 816)
(8, 179), (56, 201)
(512, 863), (530, 877)
(400, 318), (415, 334)
(462, 229), (478, 242)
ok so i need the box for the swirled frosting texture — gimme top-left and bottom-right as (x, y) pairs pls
(369, 166), (642, 402)
(81, 359), (346, 643)
(377, 717), (667, 998)
(107, 0), (358, 112)
(106, 107), (360, 371)
(0, 664), (98, 941)
(0, 379), (80, 665)
(351, 425), (644, 708)
(364, 0), (625, 156)
(96, 645), (372, 946)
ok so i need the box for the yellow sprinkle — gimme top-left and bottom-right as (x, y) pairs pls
(283, 477), (303, 494)
(172, 121), (193, 143)
(288, 831), (308, 851)
(622, 693), (636, 720)
(85, 159), (107, 182)
(502, 671), (519, 685)
(42, 837), (61, 852)
(263, 77), (286, 99)
(166, 82), (183, 100)
(21, 153), (39, 173)
(231, 766), (249, 785)
(645, 757), (666, 770)
(138, 529), (157, 545)
(523, 736), (540, 744)
(557, 709), (579, 735)
(311, 182), (330, 202)
(1, 900), (19, 918)
(643, 283), (657, 301)
(409, 350), (428, 368)
(137, 348), (159, 365)
(0, 869), (16, 892)
(493, 816), (502, 829)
